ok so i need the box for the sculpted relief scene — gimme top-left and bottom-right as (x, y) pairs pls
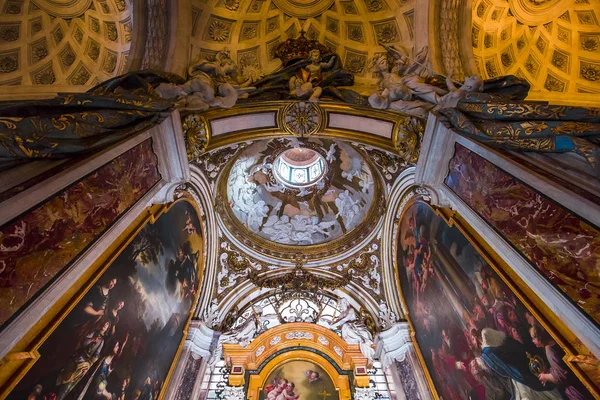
(1, 1), (600, 400)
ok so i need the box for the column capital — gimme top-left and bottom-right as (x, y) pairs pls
(184, 320), (216, 359)
(375, 322), (412, 368)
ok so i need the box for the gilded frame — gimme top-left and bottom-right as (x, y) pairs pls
(246, 351), (352, 400)
(0, 195), (205, 400)
(187, 101), (416, 154)
(393, 196), (600, 399)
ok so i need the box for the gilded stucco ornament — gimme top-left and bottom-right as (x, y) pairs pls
(326, 240), (382, 299)
(182, 114), (209, 161)
(270, 0), (335, 18)
(279, 101), (323, 136)
(248, 254), (351, 292)
(395, 116), (424, 165)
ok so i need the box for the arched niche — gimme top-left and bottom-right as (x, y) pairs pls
(222, 322), (371, 399)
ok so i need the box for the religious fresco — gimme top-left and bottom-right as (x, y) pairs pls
(7, 200), (202, 400)
(259, 360), (339, 400)
(0, 140), (161, 330)
(445, 144), (600, 327)
(397, 201), (594, 400)
(225, 138), (375, 246)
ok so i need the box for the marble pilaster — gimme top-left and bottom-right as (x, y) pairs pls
(375, 323), (432, 400)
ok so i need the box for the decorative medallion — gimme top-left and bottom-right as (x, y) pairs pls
(279, 101), (323, 137)
(285, 331), (314, 340)
(182, 113), (209, 161)
(270, 336), (282, 345)
(395, 116), (424, 165)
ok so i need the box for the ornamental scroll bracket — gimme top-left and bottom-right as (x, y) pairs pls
(393, 116), (424, 165)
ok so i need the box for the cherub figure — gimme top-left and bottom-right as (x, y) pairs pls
(304, 370), (321, 383)
(276, 382), (299, 400)
(289, 49), (336, 102)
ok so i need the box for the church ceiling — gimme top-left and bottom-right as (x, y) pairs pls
(189, 0), (416, 85)
(472, 0), (600, 94)
(0, 0), (131, 86)
(219, 137), (380, 249)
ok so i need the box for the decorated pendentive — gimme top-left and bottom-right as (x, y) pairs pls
(218, 137), (381, 249)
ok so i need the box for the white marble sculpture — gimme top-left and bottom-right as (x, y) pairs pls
(155, 49), (260, 111)
(325, 298), (375, 364)
(207, 305), (276, 370)
(367, 46), (484, 118)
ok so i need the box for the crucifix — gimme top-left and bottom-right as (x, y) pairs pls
(318, 390), (332, 400)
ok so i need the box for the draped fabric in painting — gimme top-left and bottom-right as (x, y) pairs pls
(396, 201), (595, 399)
(7, 200), (201, 400)
(0, 71), (183, 170)
(446, 144), (600, 336)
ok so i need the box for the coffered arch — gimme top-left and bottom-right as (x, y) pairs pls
(0, 0), (132, 86)
(189, 0), (416, 85)
(472, 0), (600, 94)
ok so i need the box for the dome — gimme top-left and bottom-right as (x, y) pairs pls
(220, 138), (381, 250)
(274, 148), (327, 188)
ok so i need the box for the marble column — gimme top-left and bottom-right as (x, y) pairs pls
(375, 323), (432, 400)
(164, 321), (216, 400)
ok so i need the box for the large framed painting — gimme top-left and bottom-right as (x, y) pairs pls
(396, 200), (597, 400)
(259, 360), (339, 400)
(5, 199), (202, 400)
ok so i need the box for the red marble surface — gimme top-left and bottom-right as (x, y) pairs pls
(446, 143), (600, 327)
(0, 140), (160, 329)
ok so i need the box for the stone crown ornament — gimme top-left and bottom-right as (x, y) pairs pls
(274, 30), (332, 66)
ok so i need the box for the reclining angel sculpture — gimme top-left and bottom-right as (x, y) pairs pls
(369, 45), (600, 177)
(156, 48), (259, 111)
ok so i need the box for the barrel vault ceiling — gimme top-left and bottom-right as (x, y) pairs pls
(0, 0), (132, 86)
(189, 0), (416, 86)
(472, 0), (600, 94)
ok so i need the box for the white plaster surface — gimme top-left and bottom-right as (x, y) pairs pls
(328, 113), (394, 139)
(210, 112), (277, 137)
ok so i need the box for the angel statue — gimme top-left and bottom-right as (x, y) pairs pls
(207, 305), (276, 370)
(155, 49), (260, 112)
(370, 45), (600, 178)
(322, 298), (375, 364)
(368, 45), (485, 118)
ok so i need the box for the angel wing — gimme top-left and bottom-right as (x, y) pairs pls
(383, 44), (430, 77)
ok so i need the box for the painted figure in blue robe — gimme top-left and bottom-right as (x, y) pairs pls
(479, 328), (564, 400)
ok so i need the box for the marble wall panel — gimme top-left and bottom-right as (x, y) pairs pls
(0, 139), (160, 329)
(445, 143), (600, 328)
